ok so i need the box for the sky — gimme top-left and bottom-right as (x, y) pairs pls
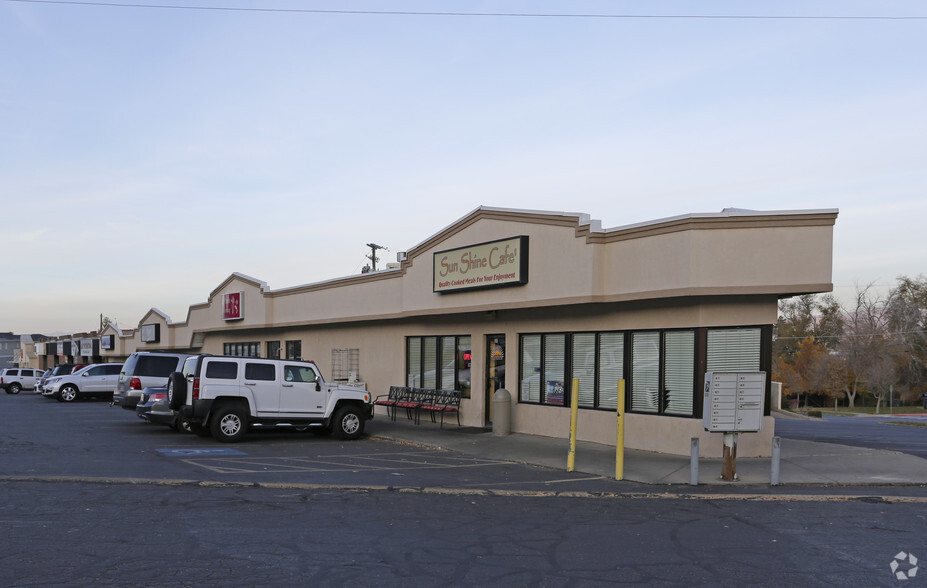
(2, 0), (925, 335)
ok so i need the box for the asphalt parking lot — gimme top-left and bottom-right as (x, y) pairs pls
(0, 393), (626, 495)
(4, 392), (927, 586)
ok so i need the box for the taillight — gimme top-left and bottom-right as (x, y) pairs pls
(192, 377), (200, 400)
(129, 377), (142, 390)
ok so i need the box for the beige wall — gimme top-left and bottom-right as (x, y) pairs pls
(100, 207), (836, 457)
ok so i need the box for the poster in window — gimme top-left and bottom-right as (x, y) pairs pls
(546, 380), (565, 406)
(223, 291), (243, 321)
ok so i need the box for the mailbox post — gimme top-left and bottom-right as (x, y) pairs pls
(703, 371), (765, 481)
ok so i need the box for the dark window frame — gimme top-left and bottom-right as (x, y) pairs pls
(517, 326), (769, 418)
(405, 335), (472, 398)
(223, 342), (260, 358)
(285, 340), (302, 361)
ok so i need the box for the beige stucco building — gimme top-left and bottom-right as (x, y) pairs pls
(96, 206), (837, 458)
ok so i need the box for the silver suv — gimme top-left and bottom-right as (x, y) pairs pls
(43, 363), (123, 402)
(169, 355), (374, 442)
(113, 352), (193, 410)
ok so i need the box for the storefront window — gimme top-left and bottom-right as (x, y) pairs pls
(707, 328), (761, 371)
(519, 327), (758, 417)
(597, 332), (624, 410)
(422, 338), (437, 389)
(407, 337), (420, 388)
(543, 334), (567, 405)
(223, 342), (260, 357)
(285, 340), (301, 360)
(572, 333), (596, 407)
(266, 341), (281, 359)
(406, 335), (471, 398)
(520, 335), (541, 403)
(664, 331), (695, 416)
(522, 332), (628, 409)
(457, 338), (472, 397)
(630, 332), (660, 413)
(440, 337), (456, 390)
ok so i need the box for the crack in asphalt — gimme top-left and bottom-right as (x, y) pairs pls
(2, 474), (926, 503)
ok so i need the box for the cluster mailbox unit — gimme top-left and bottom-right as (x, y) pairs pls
(702, 371), (766, 433)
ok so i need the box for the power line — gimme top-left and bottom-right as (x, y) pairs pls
(7, 0), (927, 20)
(776, 330), (927, 340)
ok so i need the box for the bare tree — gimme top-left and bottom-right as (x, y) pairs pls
(837, 284), (906, 412)
(886, 275), (927, 400)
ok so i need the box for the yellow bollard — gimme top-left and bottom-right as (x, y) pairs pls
(616, 379), (625, 480)
(567, 378), (579, 472)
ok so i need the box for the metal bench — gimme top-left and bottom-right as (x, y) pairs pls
(395, 388), (433, 424)
(419, 389), (462, 428)
(374, 385), (408, 421)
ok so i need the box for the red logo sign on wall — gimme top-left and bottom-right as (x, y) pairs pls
(223, 292), (243, 321)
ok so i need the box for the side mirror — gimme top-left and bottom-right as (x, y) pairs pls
(316, 382), (322, 392)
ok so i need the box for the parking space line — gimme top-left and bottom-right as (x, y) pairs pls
(182, 454), (519, 475)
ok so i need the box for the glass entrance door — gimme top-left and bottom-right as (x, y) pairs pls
(485, 335), (505, 424)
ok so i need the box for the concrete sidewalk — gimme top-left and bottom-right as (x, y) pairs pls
(366, 417), (927, 487)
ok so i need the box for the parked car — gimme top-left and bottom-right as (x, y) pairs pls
(170, 354), (374, 442)
(34, 369), (52, 394)
(43, 363), (124, 402)
(36, 364), (87, 394)
(135, 386), (191, 431)
(0, 368), (46, 394)
(113, 352), (193, 410)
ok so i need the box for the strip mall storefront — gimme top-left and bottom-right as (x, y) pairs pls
(100, 206), (837, 457)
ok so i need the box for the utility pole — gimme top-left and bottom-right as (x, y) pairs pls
(365, 243), (387, 272)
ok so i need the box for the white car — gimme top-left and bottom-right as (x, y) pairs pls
(43, 363), (124, 402)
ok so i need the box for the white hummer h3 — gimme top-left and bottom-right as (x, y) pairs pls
(169, 354), (374, 442)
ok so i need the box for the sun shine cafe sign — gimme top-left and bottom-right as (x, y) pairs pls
(433, 236), (528, 293)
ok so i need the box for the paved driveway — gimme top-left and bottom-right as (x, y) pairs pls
(774, 413), (927, 459)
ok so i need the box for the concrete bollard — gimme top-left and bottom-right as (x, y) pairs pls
(771, 436), (781, 486)
(492, 388), (512, 436)
(690, 437), (699, 486)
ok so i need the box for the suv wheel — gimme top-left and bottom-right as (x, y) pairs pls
(58, 385), (78, 403)
(332, 405), (364, 440)
(210, 405), (248, 443)
(8, 383), (21, 395)
(167, 373), (187, 411)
